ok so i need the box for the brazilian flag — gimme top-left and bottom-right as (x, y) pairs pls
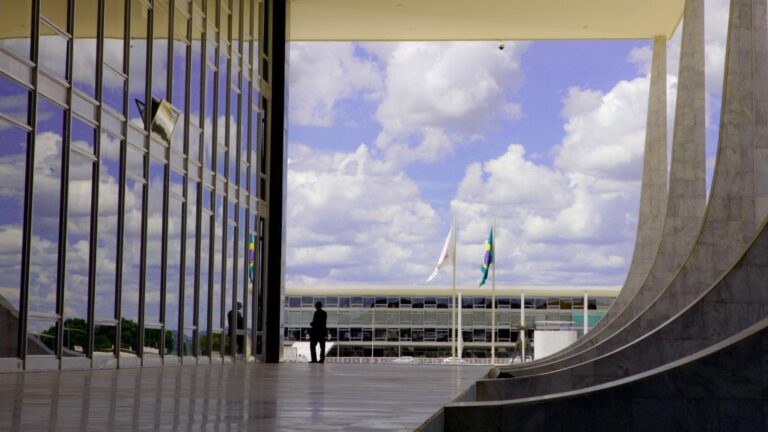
(480, 227), (493, 286)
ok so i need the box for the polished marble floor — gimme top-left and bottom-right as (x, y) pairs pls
(0, 362), (487, 431)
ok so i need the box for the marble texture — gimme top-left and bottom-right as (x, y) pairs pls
(497, 0), (767, 382)
(442, 319), (768, 432)
(509, 0), (706, 374)
(0, 363), (487, 431)
(474, 216), (768, 400)
(525, 36), (670, 366)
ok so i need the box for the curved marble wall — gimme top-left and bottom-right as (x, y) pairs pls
(440, 0), (768, 429)
(501, 0), (707, 372)
(496, 0), (766, 381)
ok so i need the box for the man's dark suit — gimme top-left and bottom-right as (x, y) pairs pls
(310, 306), (327, 363)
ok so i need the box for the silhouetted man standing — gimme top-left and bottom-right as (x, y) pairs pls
(227, 302), (244, 354)
(310, 301), (327, 363)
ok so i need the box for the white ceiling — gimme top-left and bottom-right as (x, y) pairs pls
(288, 0), (685, 41)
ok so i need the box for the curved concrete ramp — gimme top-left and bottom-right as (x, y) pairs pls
(444, 317), (768, 431)
(496, 0), (766, 379)
(477, 213), (768, 400)
(521, 0), (706, 369)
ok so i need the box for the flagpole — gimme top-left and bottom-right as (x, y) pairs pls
(451, 216), (457, 361)
(491, 217), (496, 365)
(458, 290), (463, 360)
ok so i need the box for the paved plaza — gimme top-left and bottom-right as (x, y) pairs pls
(0, 363), (487, 431)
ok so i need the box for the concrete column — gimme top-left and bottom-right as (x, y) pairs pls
(629, 0), (706, 317)
(619, 35), (669, 304)
(534, 0), (705, 367)
(523, 35), (669, 363)
(593, 34), (668, 320)
(499, 0), (768, 379)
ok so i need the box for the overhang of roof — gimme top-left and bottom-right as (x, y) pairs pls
(288, 0), (684, 41)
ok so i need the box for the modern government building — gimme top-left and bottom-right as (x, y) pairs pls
(284, 286), (617, 360)
(3, 0), (768, 430)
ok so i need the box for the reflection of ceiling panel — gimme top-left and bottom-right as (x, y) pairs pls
(1, 0), (220, 41)
(288, 0), (685, 41)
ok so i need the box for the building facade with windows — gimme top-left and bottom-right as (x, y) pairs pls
(284, 286), (618, 360)
(0, 0), (288, 371)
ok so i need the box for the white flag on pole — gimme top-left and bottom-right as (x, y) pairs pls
(426, 225), (455, 283)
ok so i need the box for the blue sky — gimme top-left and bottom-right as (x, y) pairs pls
(285, 0), (729, 288)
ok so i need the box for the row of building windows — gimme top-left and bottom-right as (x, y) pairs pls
(285, 295), (614, 310)
(285, 309), (606, 327)
(286, 327), (545, 344)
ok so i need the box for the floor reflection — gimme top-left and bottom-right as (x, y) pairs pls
(0, 363), (486, 431)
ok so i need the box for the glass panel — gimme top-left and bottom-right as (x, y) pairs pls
(548, 297), (559, 309)
(72, 2), (98, 98)
(121, 177), (143, 338)
(249, 96), (258, 194)
(211, 194), (224, 329)
(211, 331), (222, 354)
(172, 40), (188, 119)
(189, 128), (201, 164)
(219, 3), (229, 43)
(225, 222), (235, 345)
(71, 117), (95, 154)
(152, 0), (170, 98)
(250, 0), (259, 44)
(40, 0), (67, 30)
(190, 30), (203, 127)
(165, 196), (183, 355)
(198, 211), (211, 355)
(128, 1), (149, 123)
(237, 206), (247, 343)
(203, 67), (215, 170)
(217, 56), (228, 148)
(0, 0), (33, 59)
(182, 328), (194, 356)
(206, 0), (217, 33)
(0, 74), (29, 125)
(231, 0), (240, 43)
(38, 22), (69, 79)
(103, 0), (125, 71)
(0, 123), (28, 357)
(169, 169), (184, 196)
(143, 327), (162, 356)
(174, 7), (189, 42)
(94, 133), (119, 319)
(184, 180), (198, 328)
(63, 151), (94, 357)
(103, 67), (126, 114)
(126, 145), (144, 177)
(145, 157), (165, 323)
(29, 98), (64, 316)
(216, 145), (225, 176)
(228, 89), (238, 181)
(27, 319), (57, 355)
(93, 324), (116, 357)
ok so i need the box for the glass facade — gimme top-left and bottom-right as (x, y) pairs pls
(284, 293), (614, 359)
(0, 0), (280, 370)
